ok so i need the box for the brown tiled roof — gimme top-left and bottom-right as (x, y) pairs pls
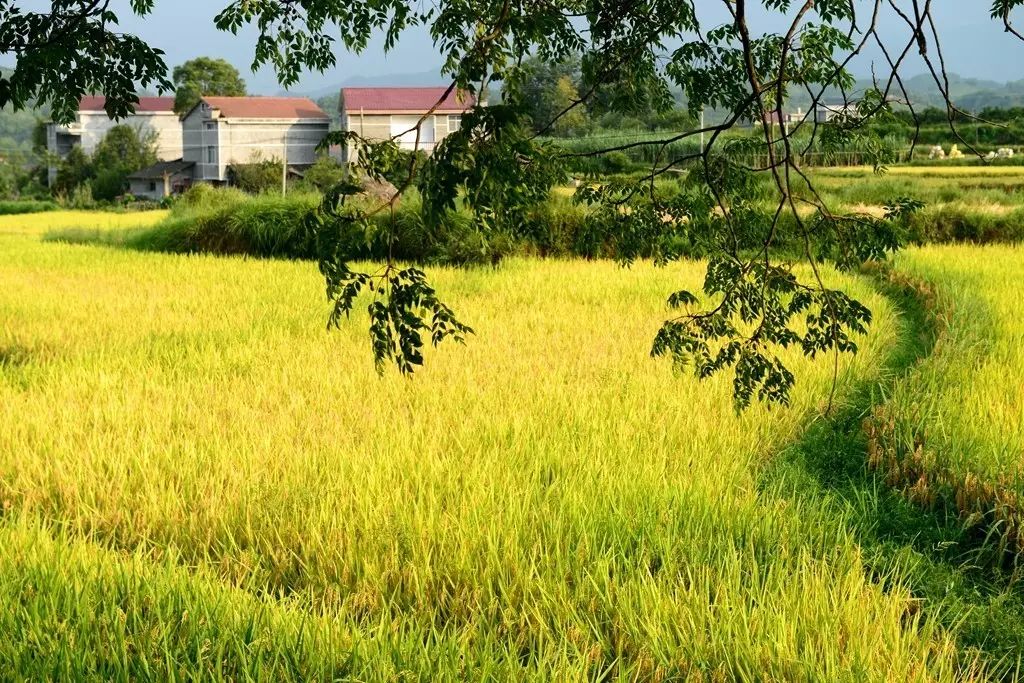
(341, 87), (475, 113)
(200, 97), (329, 120)
(79, 96), (176, 113)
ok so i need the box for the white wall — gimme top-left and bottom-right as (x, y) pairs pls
(182, 109), (222, 181)
(73, 111), (182, 158)
(184, 104), (328, 182)
(47, 110), (184, 185)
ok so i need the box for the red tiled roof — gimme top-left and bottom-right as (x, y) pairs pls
(341, 87), (476, 113)
(200, 97), (329, 120)
(79, 96), (176, 113)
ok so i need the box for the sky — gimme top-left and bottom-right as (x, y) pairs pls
(19, 1), (1024, 95)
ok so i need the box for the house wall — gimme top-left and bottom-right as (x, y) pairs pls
(47, 110), (183, 185)
(128, 172), (191, 201)
(184, 104), (329, 182)
(182, 109), (221, 181)
(128, 177), (165, 201)
(341, 112), (464, 162)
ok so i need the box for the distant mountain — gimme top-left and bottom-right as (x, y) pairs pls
(282, 67), (446, 100)
(895, 73), (1024, 111)
(788, 73), (1024, 112)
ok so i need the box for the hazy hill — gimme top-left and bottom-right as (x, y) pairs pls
(788, 73), (1024, 112)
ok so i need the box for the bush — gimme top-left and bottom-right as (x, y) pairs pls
(0, 200), (59, 215)
(177, 184), (247, 212)
(115, 185), (517, 265)
(298, 156), (348, 193)
(92, 168), (129, 202)
(60, 182), (97, 210)
(602, 151), (632, 174)
(128, 190), (321, 258)
(229, 159), (284, 194)
(517, 196), (591, 257)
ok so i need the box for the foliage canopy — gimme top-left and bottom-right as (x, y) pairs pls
(172, 57), (247, 115)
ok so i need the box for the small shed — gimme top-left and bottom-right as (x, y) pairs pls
(128, 159), (195, 200)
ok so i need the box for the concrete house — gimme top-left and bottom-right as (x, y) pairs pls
(339, 87), (476, 162)
(126, 159), (196, 201)
(46, 96), (183, 184)
(815, 102), (859, 123)
(181, 97), (330, 183)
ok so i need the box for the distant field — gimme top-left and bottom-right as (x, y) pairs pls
(1, 210), (994, 679)
(819, 165), (1024, 177)
(808, 166), (1024, 209)
(0, 209), (167, 236)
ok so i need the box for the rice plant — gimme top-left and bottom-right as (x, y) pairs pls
(867, 245), (1024, 559)
(0, 210), (992, 680)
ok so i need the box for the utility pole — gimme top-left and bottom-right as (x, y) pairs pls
(700, 107), (705, 153)
(282, 130), (288, 197)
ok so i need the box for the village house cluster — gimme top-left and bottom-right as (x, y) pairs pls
(46, 87), (476, 200)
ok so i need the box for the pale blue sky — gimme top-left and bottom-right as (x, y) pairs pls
(20, 1), (1024, 94)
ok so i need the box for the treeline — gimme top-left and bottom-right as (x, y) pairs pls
(867, 107), (1024, 147)
(47, 170), (1024, 267)
(512, 54), (697, 137)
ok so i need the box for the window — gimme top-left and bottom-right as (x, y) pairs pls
(206, 146), (215, 164)
(148, 181), (157, 192)
(205, 122), (215, 131)
(448, 115), (462, 132)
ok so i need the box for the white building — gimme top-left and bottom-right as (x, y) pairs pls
(339, 87), (476, 162)
(126, 159), (196, 201)
(46, 96), (183, 184)
(181, 97), (330, 183)
(815, 102), (860, 123)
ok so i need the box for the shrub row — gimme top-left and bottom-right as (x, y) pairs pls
(131, 187), (321, 259)
(59, 183), (1024, 263)
(0, 200), (59, 215)
(905, 204), (1024, 244)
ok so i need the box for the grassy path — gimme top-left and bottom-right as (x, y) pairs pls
(768, 264), (1024, 679)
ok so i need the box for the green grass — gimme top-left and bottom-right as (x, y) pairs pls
(0, 199), (59, 215)
(808, 166), (1024, 208)
(43, 189), (321, 259)
(867, 245), (1024, 559)
(1, 209), (1000, 680)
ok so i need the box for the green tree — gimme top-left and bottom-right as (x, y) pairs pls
(300, 155), (348, 193)
(229, 155), (284, 194)
(88, 125), (157, 201)
(92, 125), (157, 176)
(2, 0), (1023, 404)
(510, 54), (583, 134)
(172, 57), (247, 115)
(30, 118), (47, 154)
(551, 75), (586, 136)
(52, 145), (93, 198)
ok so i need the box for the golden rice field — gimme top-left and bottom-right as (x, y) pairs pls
(0, 210), (1021, 679)
(819, 165), (1024, 177)
(808, 166), (1024, 211)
